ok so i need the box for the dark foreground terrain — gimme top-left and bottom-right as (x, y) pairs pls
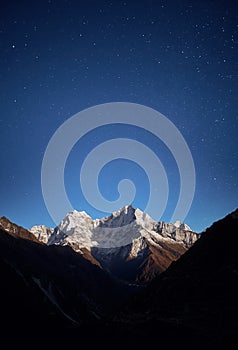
(1, 209), (238, 348)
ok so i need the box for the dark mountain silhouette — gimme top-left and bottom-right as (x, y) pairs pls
(112, 208), (238, 346)
(0, 223), (135, 333)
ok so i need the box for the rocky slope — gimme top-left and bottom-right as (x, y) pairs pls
(0, 216), (41, 243)
(0, 224), (134, 330)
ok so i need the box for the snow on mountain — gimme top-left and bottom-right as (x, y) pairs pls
(47, 210), (95, 250)
(156, 221), (198, 247)
(174, 220), (192, 231)
(31, 205), (198, 250)
(28, 206), (199, 283)
(30, 225), (54, 244)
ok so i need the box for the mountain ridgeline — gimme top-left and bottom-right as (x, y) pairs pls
(29, 205), (199, 283)
(0, 206), (238, 347)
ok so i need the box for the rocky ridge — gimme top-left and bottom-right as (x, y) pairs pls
(0, 216), (40, 243)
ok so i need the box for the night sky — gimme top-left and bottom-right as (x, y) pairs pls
(0, 0), (237, 232)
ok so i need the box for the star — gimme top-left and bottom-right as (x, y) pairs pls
(0, 0), (237, 234)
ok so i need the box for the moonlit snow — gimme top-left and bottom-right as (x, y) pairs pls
(30, 205), (197, 250)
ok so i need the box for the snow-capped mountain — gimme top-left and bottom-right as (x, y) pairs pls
(30, 206), (199, 283)
(30, 225), (54, 244)
(31, 205), (197, 249)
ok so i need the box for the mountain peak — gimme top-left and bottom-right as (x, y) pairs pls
(69, 209), (92, 219)
(30, 225), (54, 244)
(40, 205), (199, 250)
(121, 204), (135, 213)
(174, 220), (192, 231)
(98, 205), (137, 227)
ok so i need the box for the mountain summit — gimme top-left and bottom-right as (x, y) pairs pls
(31, 205), (197, 249)
(30, 206), (199, 283)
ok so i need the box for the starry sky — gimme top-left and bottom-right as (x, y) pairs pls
(0, 0), (237, 233)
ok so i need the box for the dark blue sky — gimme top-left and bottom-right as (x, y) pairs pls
(0, 0), (237, 232)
